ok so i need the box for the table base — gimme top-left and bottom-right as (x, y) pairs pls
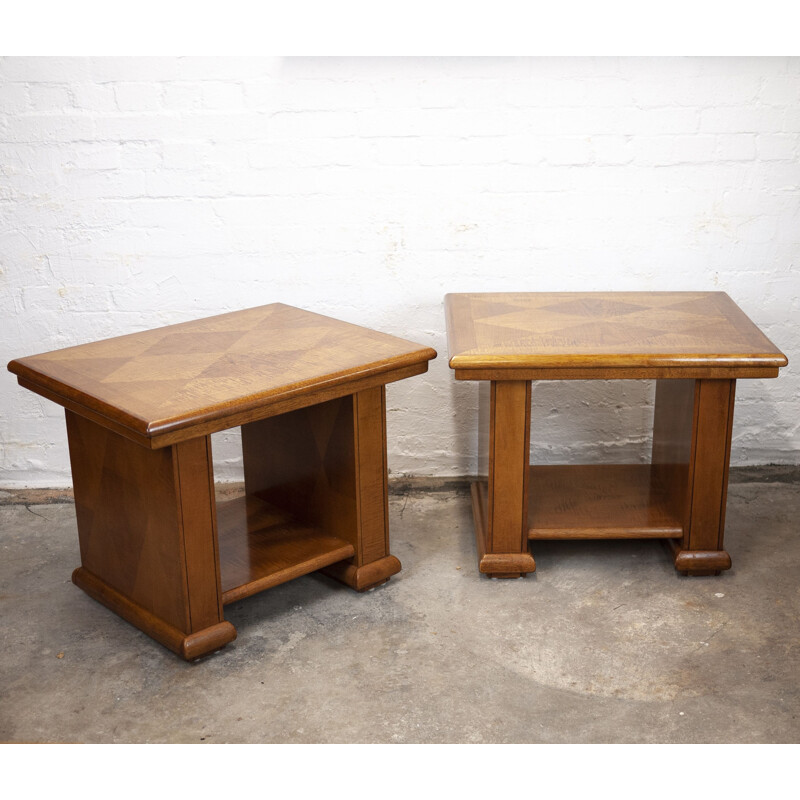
(472, 378), (736, 578)
(66, 386), (401, 660)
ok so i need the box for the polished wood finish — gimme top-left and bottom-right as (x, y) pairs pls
(216, 495), (355, 604)
(241, 395), (361, 550)
(66, 411), (234, 657)
(526, 464), (682, 539)
(667, 544), (732, 574)
(651, 378), (695, 526)
(470, 482), (536, 578)
(686, 380), (736, 553)
(651, 378), (737, 574)
(10, 305), (435, 658)
(9, 303), (437, 447)
(475, 381), (536, 577)
(446, 292), (787, 379)
(240, 387), (399, 592)
(451, 365), (778, 381)
(72, 567), (236, 661)
(175, 434), (225, 632)
(446, 292), (786, 577)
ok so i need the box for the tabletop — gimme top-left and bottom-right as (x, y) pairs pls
(445, 291), (787, 378)
(9, 303), (437, 443)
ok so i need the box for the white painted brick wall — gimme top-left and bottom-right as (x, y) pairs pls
(1, 57), (798, 487)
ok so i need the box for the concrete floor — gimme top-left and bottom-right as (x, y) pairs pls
(1, 469), (798, 743)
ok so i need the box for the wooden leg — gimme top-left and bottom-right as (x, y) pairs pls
(241, 386), (400, 592)
(472, 380), (536, 578)
(66, 411), (236, 660)
(652, 379), (735, 576)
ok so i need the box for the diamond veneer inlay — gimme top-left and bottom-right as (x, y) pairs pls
(8, 303), (436, 439)
(446, 292), (786, 367)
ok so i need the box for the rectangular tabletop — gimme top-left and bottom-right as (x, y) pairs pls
(445, 291), (787, 380)
(9, 303), (437, 447)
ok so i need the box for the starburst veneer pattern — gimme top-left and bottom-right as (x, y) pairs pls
(9, 304), (436, 659)
(445, 292), (787, 578)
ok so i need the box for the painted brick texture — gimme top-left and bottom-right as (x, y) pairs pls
(1, 57), (797, 486)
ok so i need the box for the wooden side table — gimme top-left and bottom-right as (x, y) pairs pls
(445, 292), (787, 578)
(8, 304), (436, 659)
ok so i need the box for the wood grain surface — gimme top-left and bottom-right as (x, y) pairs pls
(446, 292), (787, 378)
(651, 378), (695, 529)
(241, 394), (359, 548)
(486, 381), (531, 555)
(471, 380), (537, 578)
(650, 378), (737, 574)
(241, 386), (400, 592)
(470, 482), (537, 578)
(449, 292), (784, 577)
(11, 305), (431, 658)
(526, 464), (683, 539)
(8, 303), (436, 446)
(216, 495), (355, 604)
(66, 410), (234, 658)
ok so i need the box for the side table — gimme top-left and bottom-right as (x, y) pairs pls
(445, 292), (787, 578)
(9, 304), (436, 659)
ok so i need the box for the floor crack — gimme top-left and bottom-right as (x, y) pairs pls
(24, 505), (47, 520)
(398, 491), (409, 519)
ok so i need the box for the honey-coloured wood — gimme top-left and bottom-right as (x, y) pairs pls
(527, 464), (683, 539)
(446, 292), (787, 577)
(450, 365), (778, 381)
(9, 303), (437, 447)
(470, 482), (536, 578)
(686, 380), (736, 552)
(351, 386), (393, 568)
(242, 395), (360, 548)
(66, 410), (234, 659)
(72, 567), (236, 661)
(667, 544), (732, 574)
(682, 379), (736, 575)
(473, 380), (536, 578)
(216, 495), (355, 604)
(241, 387), (400, 592)
(651, 378), (737, 574)
(446, 292), (787, 378)
(9, 304), (435, 658)
(175, 435), (225, 632)
(651, 378), (695, 527)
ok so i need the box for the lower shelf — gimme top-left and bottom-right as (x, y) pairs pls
(527, 464), (683, 539)
(216, 494), (355, 605)
(474, 464), (684, 542)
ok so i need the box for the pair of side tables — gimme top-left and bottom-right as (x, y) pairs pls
(8, 293), (787, 660)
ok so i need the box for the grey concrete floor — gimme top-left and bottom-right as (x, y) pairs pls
(1, 471), (798, 743)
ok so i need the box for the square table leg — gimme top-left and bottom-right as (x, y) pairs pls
(652, 379), (736, 575)
(471, 380), (537, 578)
(66, 411), (237, 660)
(241, 385), (401, 591)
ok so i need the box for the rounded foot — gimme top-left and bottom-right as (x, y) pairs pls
(672, 549), (731, 574)
(321, 555), (401, 591)
(479, 551), (536, 577)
